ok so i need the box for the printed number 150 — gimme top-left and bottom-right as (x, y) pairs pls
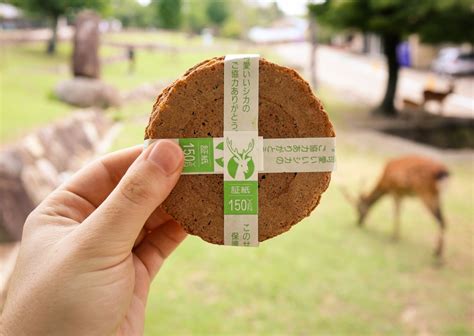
(228, 199), (253, 212)
(182, 143), (195, 163)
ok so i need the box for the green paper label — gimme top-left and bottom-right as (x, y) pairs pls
(144, 137), (335, 174)
(178, 138), (214, 173)
(223, 54), (260, 247)
(224, 181), (258, 215)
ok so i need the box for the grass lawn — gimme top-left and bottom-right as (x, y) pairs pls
(111, 89), (473, 336)
(102, 32), (274, 91)
(0, 33), (238, 143)
(103, 49), (218, 90)
(1, 42), (72, 142)
(0, 41), (203, 142)
(0, 41), (119, 142)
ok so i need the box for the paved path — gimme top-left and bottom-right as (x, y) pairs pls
(276, 43), (473, 118)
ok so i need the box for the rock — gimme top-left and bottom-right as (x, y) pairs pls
(0, 151), (35, 241)
(22, 159), (60, 204)
(73, 10), (100, 79)
(122, 81), (169, 102)
(0, 110), (113, 241)
(55, 78), (121, 108)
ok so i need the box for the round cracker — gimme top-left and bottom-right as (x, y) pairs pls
(145, 57), (335, 244)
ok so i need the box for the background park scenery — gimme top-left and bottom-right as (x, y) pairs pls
(0, 0), (473, 335)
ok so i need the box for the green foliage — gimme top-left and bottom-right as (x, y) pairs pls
(255, 2), (284, 26)
(309, 0), (474, 115)
(309, 0), (474, 43)
(220, 17), (242, 39)
(183, 0), (230, 34)
(12, 0), (108, 18)
(12, 0), (108, 53)
(182, 0), (284, 37)
(183, 0), (208, 34)
(206, 0), (229, 27)
(417, 1), (474, 44)
(156, 0), (182, 29)
(109, 0), (154, 28)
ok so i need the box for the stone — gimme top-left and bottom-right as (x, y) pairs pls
(55, 78), (121, 108)
(0, 110), (113, 241)
(0, 151), (35, 241)
(72, 10), (101, 79)
(22, 159), (60, 204)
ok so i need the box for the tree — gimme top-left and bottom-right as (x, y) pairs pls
(206, 0), (229, 29)
(11, 0), (107, 54)
(183, 0), (207, 34)
(308, 12), (318, 89)
(310, 0), (474, 117)
(156, 0), (182, 29)
(110, 0), (154, 28)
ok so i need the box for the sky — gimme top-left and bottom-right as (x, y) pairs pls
(136, 0), (325, 17)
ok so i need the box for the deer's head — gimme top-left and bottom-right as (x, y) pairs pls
(340, 185), (369, 226)
(226, 138), (255, 179)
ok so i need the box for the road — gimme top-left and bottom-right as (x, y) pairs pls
(276, 43), (473, 118)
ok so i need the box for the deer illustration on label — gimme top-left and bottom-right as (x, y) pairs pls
(226, 138), (255, 180)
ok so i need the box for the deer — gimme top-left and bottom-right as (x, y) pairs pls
(226, 138), (255, 180)
(402, 98), (423, 111)
(422, 82), (455, 114)
(342, 155), (450, 258)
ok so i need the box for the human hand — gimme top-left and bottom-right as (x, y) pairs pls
(1, 140), (186, 336)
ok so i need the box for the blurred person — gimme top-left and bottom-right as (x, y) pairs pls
(127, 45), (136, 74)
(1, 140), (186, 335)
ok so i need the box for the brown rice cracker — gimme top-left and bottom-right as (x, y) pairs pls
(145, 57), (335, 244)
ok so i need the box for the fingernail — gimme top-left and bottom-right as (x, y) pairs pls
(147, 140), (183, 175)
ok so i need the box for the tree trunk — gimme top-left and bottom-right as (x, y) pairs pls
(47, 15), (59, 55)
(308, 17), (318, 89)
(373, 33), (401, 117)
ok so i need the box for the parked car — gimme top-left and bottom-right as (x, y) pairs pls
(432, 48), (474, 76)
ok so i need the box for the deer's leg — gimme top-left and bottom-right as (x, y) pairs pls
(433, 205), (446, 258)
(420, 192), (446, 258)
(392, 196), (402, 241)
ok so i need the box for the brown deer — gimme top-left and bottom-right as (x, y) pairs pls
(342, 155), (449, 258)
(422, 82), (455, 114)
(402, 98), (423, 111)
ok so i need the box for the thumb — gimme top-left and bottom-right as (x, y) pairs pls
(80, 139), (184, 251)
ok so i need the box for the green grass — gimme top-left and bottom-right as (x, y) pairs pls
(0, 31), (246, 143)
(140, 141), (473, 335)
(101, 32), (274, 90)
(142, 142), (472, 336)
(110, 90), (473, 336)
(0, 41), (119, 142)
(0, 42), (72, 142)
(103, 49), (217, 90)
